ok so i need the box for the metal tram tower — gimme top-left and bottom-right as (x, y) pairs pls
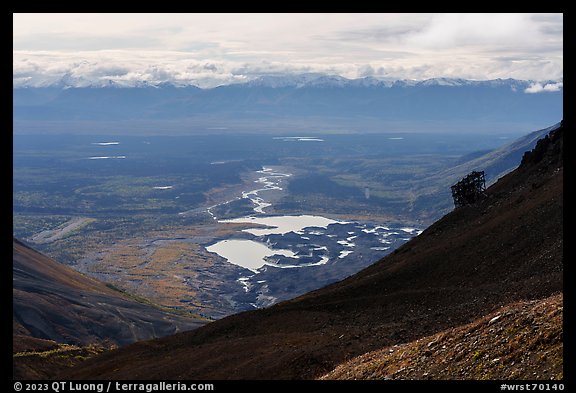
(451, 171), (486, 208)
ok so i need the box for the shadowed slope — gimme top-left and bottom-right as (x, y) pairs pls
(13, 239), (206, 348)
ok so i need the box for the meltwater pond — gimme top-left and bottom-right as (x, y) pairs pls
(203, 166), (423, 276)
(206, 239), (297, 273)
(220, 214), (346, 236)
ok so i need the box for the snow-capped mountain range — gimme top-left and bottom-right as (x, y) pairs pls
(13, 73), (563, 135)
(14, 71), (562, 92)
(242, 74), (538, 90)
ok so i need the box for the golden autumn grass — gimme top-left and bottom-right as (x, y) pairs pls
(84, 223), (255, 316)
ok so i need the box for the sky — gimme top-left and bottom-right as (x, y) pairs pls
(13, 13), (563, 88)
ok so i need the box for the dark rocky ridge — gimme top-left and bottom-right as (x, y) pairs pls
(60, 122), (563, 379)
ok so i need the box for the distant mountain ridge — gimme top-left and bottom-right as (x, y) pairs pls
(13, 72), (561, 90)
(14, 76), (562, 135)
(243, 75), (548, 90)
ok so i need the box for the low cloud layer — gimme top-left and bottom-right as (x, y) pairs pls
(524, 82), (563, 93)
(13, 13), (563, 88)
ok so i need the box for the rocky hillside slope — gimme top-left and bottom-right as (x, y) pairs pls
(322, 293), (562, 380)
